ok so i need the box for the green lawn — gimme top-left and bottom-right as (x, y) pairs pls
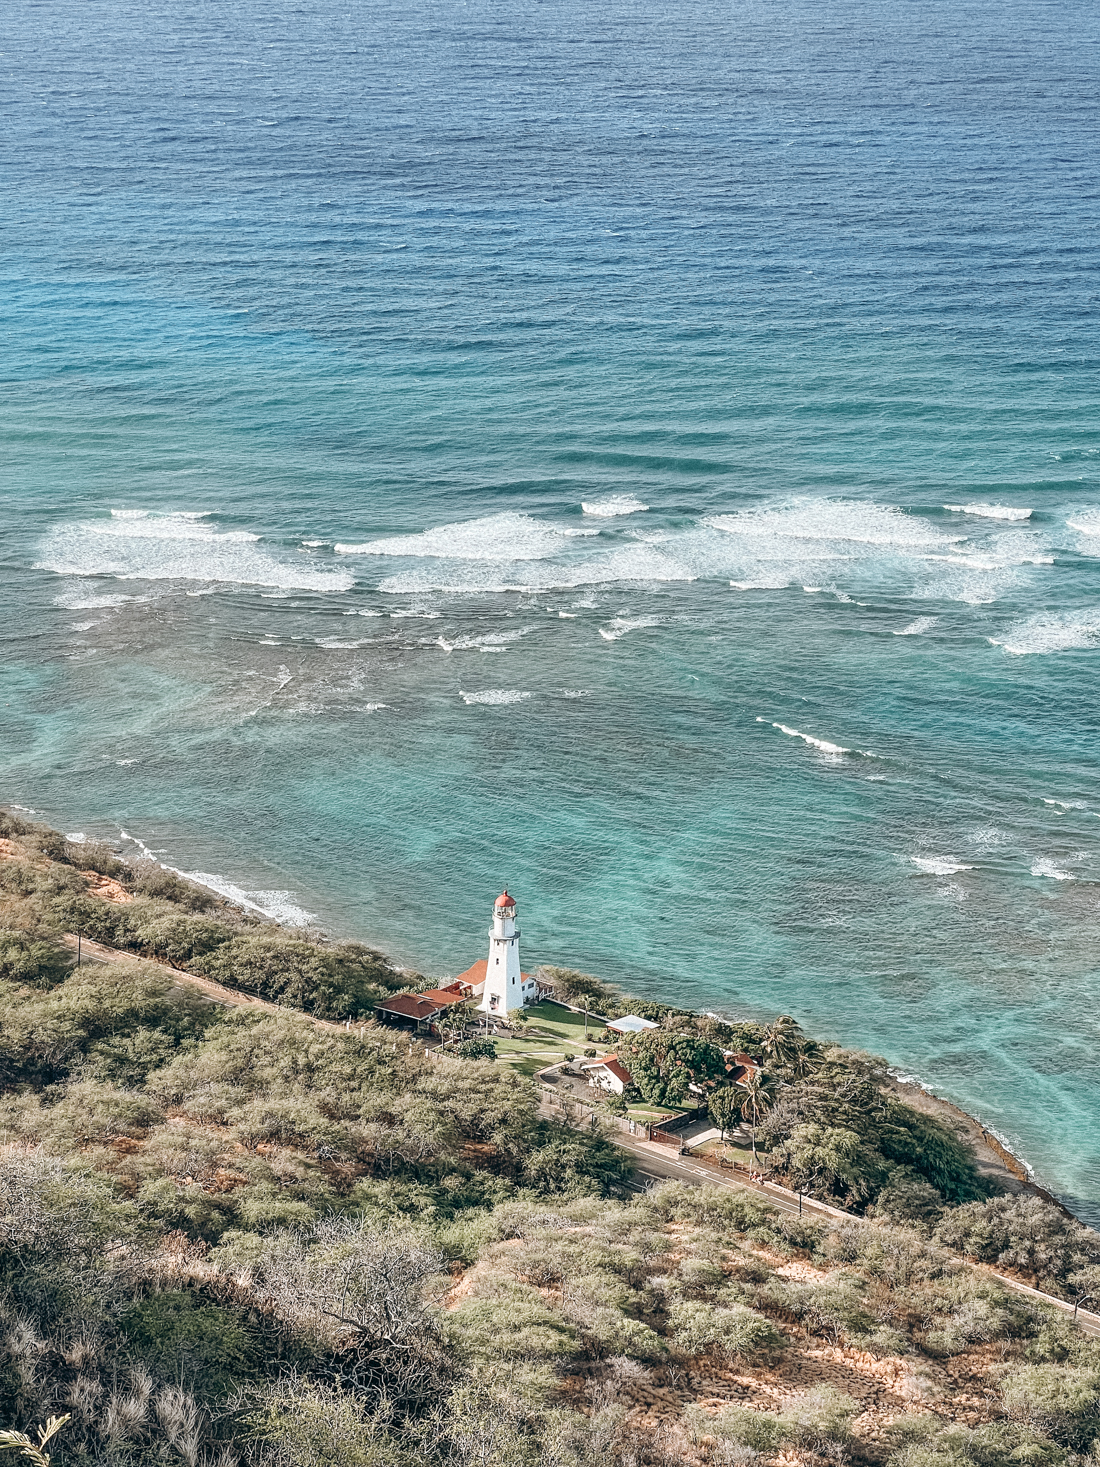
(625, 1103), (684, 1123)
(694, 1138), (756, 1165)
(518, 1000), (608, 1045)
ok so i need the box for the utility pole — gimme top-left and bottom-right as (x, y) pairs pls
(76, 930), (82, 968)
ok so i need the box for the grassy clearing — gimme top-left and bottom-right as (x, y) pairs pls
(625, 1103), (684, 1123)
(521, 999), (606, 1044)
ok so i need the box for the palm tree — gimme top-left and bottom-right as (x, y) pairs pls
(738, 1069), (778, 1166)
(786, 1038), (824, 1079)
(761, 1014), (804, 1071)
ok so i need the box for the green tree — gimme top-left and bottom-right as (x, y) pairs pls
(708, 1086), (743, 1143)
(618, 1031), (728, 1107)
(459, 1037), (497, 1061)
(761, 1015), (804, 1070)
(738, 1070), (778, 1164)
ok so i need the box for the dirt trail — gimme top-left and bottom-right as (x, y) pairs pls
(59, 932), (360, 1036)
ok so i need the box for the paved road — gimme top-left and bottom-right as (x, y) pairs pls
(540, 1099), (1100, 1340)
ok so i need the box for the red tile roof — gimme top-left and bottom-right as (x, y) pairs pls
(601, 1058), (633, 1086)
(495, 890), (515, 908)
(452, 959), (534, 990)
(418, 987), (470, 1008)
(375, 993), (446, 1020)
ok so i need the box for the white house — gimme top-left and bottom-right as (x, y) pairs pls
(583, 1057), (634, 1095)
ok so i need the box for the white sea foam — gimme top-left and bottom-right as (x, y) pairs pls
(581, 494), (649, 517)
(895, 616), (938, 635)
(459, 689), (532, 705)
(599, 616), (662, 641)
(758, 717), (880, 759)
(1031, 858), (1075, 881)
(38, 512), (353, 592)
(336, 512), (568, 561)
(54, 591), (138, 609)
(989, 609), (1100, 655)
(70, 620), (101, 632)
(559, 611), (577, 618)
(1044, 797), (1088, 810)
(944, 503), (1033, 521)
(339, 495), (1046, 603)
(1066, 509), (1100, 537)
(66, 832), (87, 843)
(559, 689), (591, 698)
(182, 871), (316, 924)
(770, 722), (849, 755)
(343, 609), (386, 617)
(911, 856), (974, 875)
(707, 499), (953, 548)
(301, 539), (327, 547)
(389, 609), (442, 619)
(437, 629), (530, 652)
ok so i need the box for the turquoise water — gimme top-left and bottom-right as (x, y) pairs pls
(3, 0), (1100, 1215)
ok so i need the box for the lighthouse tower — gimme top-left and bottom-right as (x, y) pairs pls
(480, 891), (526, 1016)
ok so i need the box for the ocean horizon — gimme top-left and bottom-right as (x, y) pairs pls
(3, 0), (1100, 1220)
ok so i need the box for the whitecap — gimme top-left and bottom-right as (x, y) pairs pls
(336, 512), (568, 562)
(38, 513), (352, 593)
(54, 591), (138, 610)
(944, 503), (1032, 521)
(1044, 798), (1088, 810)
(437, 629), (530, 653)
(1031, 859), (1075, 881)
(598, 616), (662, 641)
(1066, 509), (1100, 537)
(911, 856), (974, 876)
(895, 616), (938, 635)
(707, 499), (955, 548)
(559, 611), (577, 618)
(581, 494), (650, 517)
(301, 539), (327, 547)
(769, 722), (849, 755)
(989, 609), (1100, 655)
(459, 689), (532, 705)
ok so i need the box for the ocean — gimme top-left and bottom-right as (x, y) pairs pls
(2, 0), (1100, 1217)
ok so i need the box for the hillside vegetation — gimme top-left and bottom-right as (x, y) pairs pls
(3, 811), (1100, 1467)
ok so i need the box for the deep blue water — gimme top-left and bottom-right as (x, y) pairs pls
(3, 0), (1100, 1215)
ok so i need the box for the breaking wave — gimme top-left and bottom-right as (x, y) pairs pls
(944, 503), (1032, 521)
(37, 512), (353, 592)
(1031, 858), (1075, 881)
(581, 495), (649, 517)
(459, 688), (532, 705)
(911, 856), (974, 875)
(989, 609), (1100, 655)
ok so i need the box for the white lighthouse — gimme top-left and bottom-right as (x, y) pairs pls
(480, 890), (529, 1017)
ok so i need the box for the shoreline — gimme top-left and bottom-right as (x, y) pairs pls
(1, 806), (1078, 1222)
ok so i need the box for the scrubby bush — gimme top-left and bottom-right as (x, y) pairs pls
(667, 1299), (782, 1363)
(935, 1196), (1100, 1293)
